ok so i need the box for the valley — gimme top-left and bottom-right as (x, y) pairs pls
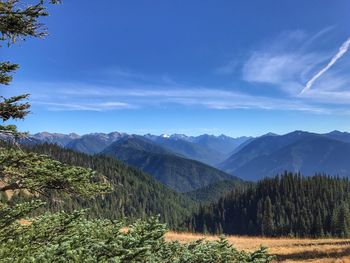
(18, 131), (350, 240)
(3, 131), (350, 261)
(2, 1), (349, 261)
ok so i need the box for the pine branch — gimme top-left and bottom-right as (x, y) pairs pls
(0, 61), (18, 85)
(0, 94), (30, 121)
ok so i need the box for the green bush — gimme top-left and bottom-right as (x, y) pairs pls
(0, 207), (273, 263)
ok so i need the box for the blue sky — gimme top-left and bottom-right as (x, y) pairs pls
(3, 0), (350, 136)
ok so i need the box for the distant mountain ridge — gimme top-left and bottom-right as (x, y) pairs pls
(31, 132), (81, 146)
(65, 132), (129, 154)
(25, 130), (350, 183)
(220, 131), (315, 174)
(323, 130), (350, 144)
(220, 130), (350, 181)
(27, 132), (252, 166)
(145, 135), (226, 165)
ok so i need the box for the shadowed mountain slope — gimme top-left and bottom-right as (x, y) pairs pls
(102, 136), (240, 192)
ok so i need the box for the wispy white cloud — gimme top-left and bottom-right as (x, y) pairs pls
(300, 26), (334, 51)
(301, 37), (350, 94)
(240, 29), (350, 105)
(12, 80), (336, 114)
(100, 67), (177, 86)
(32, 101), (135, 111)
(242, 52), (324, 93)
(242, 30), (330, 94)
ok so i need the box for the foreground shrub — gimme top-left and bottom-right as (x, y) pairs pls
(0, 207), (273, 262)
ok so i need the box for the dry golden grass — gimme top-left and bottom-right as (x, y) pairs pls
(18, 219), (32, 226)
(0, 181), (32, 200)
(165, 231), (350, 263)
(15, 217), (350, 262)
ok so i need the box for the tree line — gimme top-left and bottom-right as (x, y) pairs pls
(188, 172), (350, 238)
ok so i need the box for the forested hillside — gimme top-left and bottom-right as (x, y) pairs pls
(185, 180), (248, 203)
(102, 136), (240, 192)
(188, 173), (350, 237)
(10, 143), (197, 228)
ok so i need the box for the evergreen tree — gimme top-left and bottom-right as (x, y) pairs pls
(0, 0), (60, 138)
(313, 210), (324, 237)
(332, 202), (350, 237)
(261, 196), (274, 237)
(338, 203), (350, 237)
(0, 0), (111, 216)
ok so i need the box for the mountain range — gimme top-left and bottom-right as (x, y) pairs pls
(65, 132), (128, 154)
(31, 132), (249, 165)
(26, 130), (350, 185)
(145, 134), (251, 165)
(220, 130), (350, 180)
(30, 132), (81, 146)
(27, 132), (245, 192)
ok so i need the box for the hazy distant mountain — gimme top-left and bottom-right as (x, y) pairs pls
(323, 130), (350, 144)
(192, 134), (251, 155)
(146, 136), (225, 166)
(101, 136), (239, 192)
(228, 137), (255, 155)
(145, 133), (252, 166)
(220, 131), (314, 174)
(29, 132), (250, 166)
(220, 131), (350, 181)
(31, 132), (81, 146)
(66, 132), (128, 154)
(0, 132), (79, 146)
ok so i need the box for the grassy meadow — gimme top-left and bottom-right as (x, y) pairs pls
(166, 232), (350, 262)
